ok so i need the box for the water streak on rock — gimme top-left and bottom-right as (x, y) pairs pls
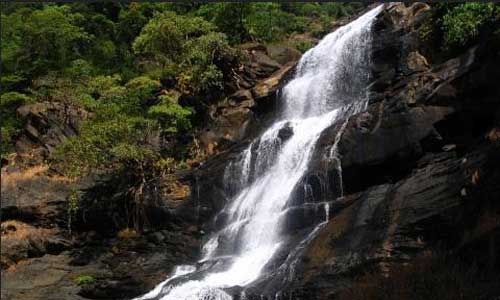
(134, 5), (382, 300)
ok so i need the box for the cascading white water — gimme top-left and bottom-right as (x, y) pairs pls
(135, 5), (382, 300)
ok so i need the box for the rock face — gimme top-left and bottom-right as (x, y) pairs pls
(188, 2), (500, 299)
(201, 44), (298, 155)
(15, 102), (89, 160)
(0, 165), (202, 300)
(277, 3), (500, 299)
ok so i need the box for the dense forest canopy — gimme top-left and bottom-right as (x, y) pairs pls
(1, 2), (498, 176)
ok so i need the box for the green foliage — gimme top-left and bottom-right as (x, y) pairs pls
(283, 3), (323, 17)
(86, 75), (124, 100)
(67, 187), (80, 233)
(0, 92), (34, 157)
(2, 2), (361, 173)
(54, 115), (158, 176)
(195, 3), (362, 44)
(245, 3), (304, 43)
(1, 74), (26, 92)
(125, 76), (161, 102)
(308, 15), (335, 39)
(132, 11), (216, 64)
(64, 59), (97, 80)
(195, 3), (252, 44)
(116, 4), (149, 45)
(442, 3), (496, 48)
(1, 5), (91, 77)
(75, 275), (95, 286)
(0, 91), (33, 109)
(31, 74), (88, 107)
(133, 12), (236, 94)
(148, 94), (192, 133)
(294, 40), (315, 53)
(179, 32), (234, 94)
(320, 3), (361, 18)
(50, 71), (193, 176)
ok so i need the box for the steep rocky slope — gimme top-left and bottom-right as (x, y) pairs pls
(190, 3), (500, 299)
(296, 3), (500, 298)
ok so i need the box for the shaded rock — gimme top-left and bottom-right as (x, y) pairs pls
(78, 277), (145, 299)
(251, 51), (282, 73)
(1, 254), (89, 300)
(292, 145), (500, 298)
(339, 105), (454, 170)
(278, 124), (294, 141)
(267, 45), (302, 65)
(210, 104), (253, 142)
(1, 164), (74, 209)
(239, 42), (268, 53)
(406, 51), (429, 72)
(15, 102), (89, 160)
(251, 63), (295, 101)
(1, 221), (71, 268)
(230, 89), (253, 103)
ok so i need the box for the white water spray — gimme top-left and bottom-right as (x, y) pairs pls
(135, 5), (382, 300)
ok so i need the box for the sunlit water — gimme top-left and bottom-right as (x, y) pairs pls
(134, 5), (382, 300)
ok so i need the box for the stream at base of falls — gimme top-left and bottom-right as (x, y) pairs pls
(134, 5), (383, 300)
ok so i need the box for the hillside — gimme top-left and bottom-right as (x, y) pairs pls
(1, 3), (500, 300)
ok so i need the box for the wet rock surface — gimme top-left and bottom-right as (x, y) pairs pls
(142, 3), (500, 299)
(190, 3), (500, 299)
(269, 3), (500, 299)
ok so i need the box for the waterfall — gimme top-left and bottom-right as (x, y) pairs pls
(135, 5), (382, 300)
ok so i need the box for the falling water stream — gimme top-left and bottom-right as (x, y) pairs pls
(135, 5), (383, 300)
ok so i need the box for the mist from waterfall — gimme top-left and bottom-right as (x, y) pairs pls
(134, 5), (382, 300)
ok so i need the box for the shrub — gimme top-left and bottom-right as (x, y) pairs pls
(148, 94), (192, 133)
(133, 12), (236, 95)
(75, 275), (95, 286)
(0, 75), (27, 92)
(442, 3), (496, 48)
(0, 91), (33, 109)
(67, 187), (80, 233)
(53, 115), (158, 176)
(64, 59), (96, 80)
(321, 3), (361, 18)
(0, 92), (34, 156)
(132, 11), (215, 64)
(86, 75), (123, 99)
(195, 3), (354, 44)
(125, 76), (161, 103)
(294, 40), (314, 53)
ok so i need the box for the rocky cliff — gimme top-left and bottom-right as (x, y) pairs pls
(190, 3), (500, 299)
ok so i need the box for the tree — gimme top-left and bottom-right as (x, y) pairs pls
(0, 92), (33, 156)
(195, 3), (252, 44)
(133, 11), (237, 94)
(1, 5), (91, 78)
